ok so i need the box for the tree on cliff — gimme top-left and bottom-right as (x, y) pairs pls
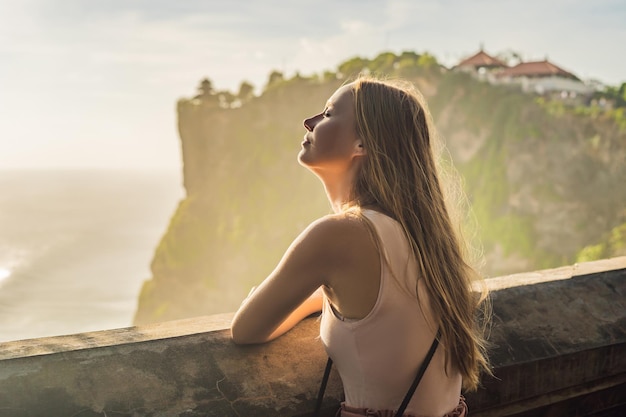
(265, 70), (284, 91)
(195, 78), (214, 100)
(218, 91), (235, 108)
(237, 81), (255, 103)
(338, 57), (369, 79)
(496, 49), (524, 66)
(604, 82), (626, 108)
(417, 52), (438, 70)
(369, 51), (397, 74)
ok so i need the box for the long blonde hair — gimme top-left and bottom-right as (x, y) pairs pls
(349, 76), (490, 391)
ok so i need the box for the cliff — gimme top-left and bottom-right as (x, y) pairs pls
(429, 73), (626, 273)
(134, 52), (626, 325)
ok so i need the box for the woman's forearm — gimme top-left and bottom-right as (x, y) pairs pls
(232, 287), (324, 344)
(265, 287), (324, 341)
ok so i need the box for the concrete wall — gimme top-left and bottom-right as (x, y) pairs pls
(1, 257), (624, 417)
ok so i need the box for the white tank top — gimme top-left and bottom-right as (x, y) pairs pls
(320, 209), (461, 414)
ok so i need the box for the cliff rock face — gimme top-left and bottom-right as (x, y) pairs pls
(134, 66), (626, 325)
(134, 79), (343, 324)
(429, 74), (626, 273)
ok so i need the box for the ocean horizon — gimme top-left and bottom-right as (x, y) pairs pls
(0, 169), (184, 343)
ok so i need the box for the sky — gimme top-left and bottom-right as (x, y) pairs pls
(1, 0), (624, 171)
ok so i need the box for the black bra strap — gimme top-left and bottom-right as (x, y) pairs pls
(313, 328), (441, 417)
(313, 356), (334, 416)
(394, 328), (442, 417)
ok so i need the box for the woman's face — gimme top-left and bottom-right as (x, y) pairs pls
(298, 84), (364, 173)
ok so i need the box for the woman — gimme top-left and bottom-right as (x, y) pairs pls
(231, 76), (489, 417)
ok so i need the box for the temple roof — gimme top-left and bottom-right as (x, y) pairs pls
(457, 50), (508, 68)
(498, 60), (579, 80)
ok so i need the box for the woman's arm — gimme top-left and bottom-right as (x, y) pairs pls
(230, 215), (350, 344)
(234, 286), (323, 342)
(265, 287), (324, 340)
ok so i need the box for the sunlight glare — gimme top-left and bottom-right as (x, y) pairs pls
(0, 268), (11, 283)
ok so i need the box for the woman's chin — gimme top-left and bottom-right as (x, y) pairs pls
(297, 149), (309, 166)
(297, 154), (318, 175)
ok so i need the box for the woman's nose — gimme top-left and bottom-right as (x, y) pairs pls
(303, 114), (321, 132)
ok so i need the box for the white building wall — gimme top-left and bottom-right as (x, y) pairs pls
(495, 75), (594, 97)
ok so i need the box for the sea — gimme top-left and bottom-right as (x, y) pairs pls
(0, 169), (184, 343)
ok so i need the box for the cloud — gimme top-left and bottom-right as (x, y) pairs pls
(0, 0), (624, 169)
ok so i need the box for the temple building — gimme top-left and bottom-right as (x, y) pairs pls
(455, 48), (597, 104)
(496, 59), (595, 102)
(454, 48), (508, 83)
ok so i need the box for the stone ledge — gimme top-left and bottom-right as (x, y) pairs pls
(0, 313), (233, 361)
(0, 257), (624, 417)
(481, 256), (626, 291)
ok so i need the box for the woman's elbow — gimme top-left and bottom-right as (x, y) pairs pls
(230, 322), (263, 345)
(231, 328), (251, 345)
(230, 323), (249, 345)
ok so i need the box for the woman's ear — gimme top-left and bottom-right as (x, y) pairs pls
(354, 142), (366, 156)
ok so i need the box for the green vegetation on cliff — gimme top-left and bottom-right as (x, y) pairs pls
(134, 51), (626, 325)
(577, 222), (626, 262)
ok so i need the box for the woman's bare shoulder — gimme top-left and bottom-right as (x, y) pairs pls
(309, 212), (381, 319)
(305, 212), (372, 243)
(299, 212), (377, 267)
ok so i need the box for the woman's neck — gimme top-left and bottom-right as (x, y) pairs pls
(314, 166), (359, 213)
(310, 160), (362, 213)
(322, 179), (354, 213)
